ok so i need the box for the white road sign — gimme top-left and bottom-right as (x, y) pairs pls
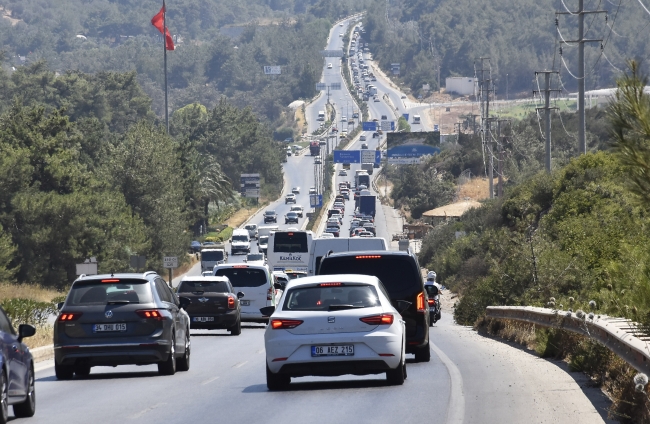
(360, 150), (376, 163)
(264, 66), (281, 75)
(163, 256), (178, 269)
(380, 121), (393, 131)
(316, 83), (327, 91)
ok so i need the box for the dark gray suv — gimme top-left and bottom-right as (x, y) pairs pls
(53, 272), (191, 379)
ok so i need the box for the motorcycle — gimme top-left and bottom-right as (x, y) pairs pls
(425, 284), (442, 325)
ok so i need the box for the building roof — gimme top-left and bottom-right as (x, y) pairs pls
(422, 200), (482, 218)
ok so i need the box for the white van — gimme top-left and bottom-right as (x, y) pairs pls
(230, 228), (251, 255)
(307, 237), (388, 275)
(413, 114), (421, 124)
(200, 248), (227, 272)
(317, 110), (325, 121)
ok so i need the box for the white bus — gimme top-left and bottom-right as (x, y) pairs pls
(267, 230), (314, 273)
(317, 110), (325, 121)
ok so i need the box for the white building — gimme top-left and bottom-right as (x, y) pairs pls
(445, 77), (475, 96)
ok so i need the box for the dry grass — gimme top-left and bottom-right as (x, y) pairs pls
(0, 283), (63, 303)
(457, 177), (497, 201)
(296, 106), (307, 135)
(24, 326), (53, 349)
(225, 206), (260, 228)
(175, 254), (199, 276)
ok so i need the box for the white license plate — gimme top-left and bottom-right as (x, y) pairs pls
(93, 323), (126, 332)
(311, 345), (354, 357)
(429, 307), (436, 312)
(193, 317), (214, 322)
(241, 300), (250, 306)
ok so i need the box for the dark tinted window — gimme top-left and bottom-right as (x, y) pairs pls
(215, 267), (268, 288)
(259, 236), (269, 244)
(201, 251), (224, 261)
(232, 234), (249, 242)
(318, 256), (421, 299)
(283, 285), (380, 311)
(178, 280), (231, 293)
(155, 278), (172, 303)
(0, 308), (14, 334)
(67, 279), (153, 305)
(273, 232), (308, 253)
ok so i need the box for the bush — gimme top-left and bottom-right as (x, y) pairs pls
(1, 298), (57, 328)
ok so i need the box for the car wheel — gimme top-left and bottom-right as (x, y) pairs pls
(177, 332), (191, 372)
(0, 370), (8, 424)
(414, 341), (431, 362)
(158, 333), (177, 375)
(229, 317), (242, 336)
(386, 357), (405, 385)
(54, 362), (74, 380)
(74, 365), (91, 377)
(13, 366), (35, 418)
(266, 364), (290, 391)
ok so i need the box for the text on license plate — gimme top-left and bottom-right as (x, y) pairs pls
(193, 317), (214, 322)
(429, 307), (436, 311)
(240, 300), (250, 306)
(311, 345), (354, 357)
(93, 323), (127, 332)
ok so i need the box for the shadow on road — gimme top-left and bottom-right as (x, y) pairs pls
(243, 378), (390, 393)
(37, 371), (160, 383)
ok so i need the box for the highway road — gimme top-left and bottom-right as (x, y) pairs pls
(27, 15), (612, 424)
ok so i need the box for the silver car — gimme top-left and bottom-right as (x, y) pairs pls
(54, 272), (191, 379)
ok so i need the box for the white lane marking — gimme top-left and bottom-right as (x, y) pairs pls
(430, 342), (465, 424)
(232, 361), (248, 368)
(201, 376), (220, 385)
(129, 402), (166, 419)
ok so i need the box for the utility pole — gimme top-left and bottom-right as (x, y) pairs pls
(497, 119), (509, 198)
(476, 57), (494, 198)
(533, 71), (560, 173)
(556, 3), (605, 154)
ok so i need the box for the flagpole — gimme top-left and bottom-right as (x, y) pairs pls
(163, 0), (169, 134)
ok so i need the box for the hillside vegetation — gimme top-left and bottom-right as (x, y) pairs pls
(364, 0), (648, 96)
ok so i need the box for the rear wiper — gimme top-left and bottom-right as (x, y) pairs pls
(107, 300), (137, 304)
(328, 304), (363, 311)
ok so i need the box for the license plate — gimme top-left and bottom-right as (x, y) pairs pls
(241, 300), (250, 306)
(429, 307), (436, 312)
(93, 323), (126, 332)
(311, 345), (354, 357)
(193, 317), (214, 322)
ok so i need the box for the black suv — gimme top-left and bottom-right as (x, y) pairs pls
(264, 210), (278, 223)
(317, 250), (430, 361)
(54, 272), (192, 379)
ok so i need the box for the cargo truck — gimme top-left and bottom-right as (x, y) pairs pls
(358, 195), (377, 218)
(361, 162), (374, 175)
(309, 141), (321, 156)
(355, 171), (370, 188)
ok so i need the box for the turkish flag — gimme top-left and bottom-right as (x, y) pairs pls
(151, 5), (175, 50)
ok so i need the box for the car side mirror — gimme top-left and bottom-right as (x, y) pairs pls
(260, 306), (275, 317)
(237, 292), (245, 299)
(18, 324), (36, 343)
(56, 302), (64, 310)
(178, 296), (192, 309)
(394, 300), (412, 314)
(274, 282), (283, 290)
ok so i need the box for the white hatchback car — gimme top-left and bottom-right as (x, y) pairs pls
(262, 274), (407, 390)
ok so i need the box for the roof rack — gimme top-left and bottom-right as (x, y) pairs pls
(143, 271), (157, 277)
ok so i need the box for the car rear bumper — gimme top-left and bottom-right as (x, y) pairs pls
(54, 340), (170, 366)
(277, 360), (390, 377)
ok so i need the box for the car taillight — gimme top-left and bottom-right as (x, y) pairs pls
(428, 298), (435, 306)
(58, 312), (82, 321)
(416, 292), (425, 312)
(271, 319), (303, 329)
(136, 309), (165, 320)
(267, 287), (274, 300)
(360, 314), (394, 325)
(228, 296), (235, 309)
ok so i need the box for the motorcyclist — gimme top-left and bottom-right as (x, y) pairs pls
(424, 271), (442, 324)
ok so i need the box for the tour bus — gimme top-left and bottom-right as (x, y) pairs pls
(317, 110), (325, 121)
(267, 230), (314, 273)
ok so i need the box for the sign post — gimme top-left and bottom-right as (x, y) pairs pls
(163, 256), (178, 287)
(263, 66), (281, 75)
(240, 174), (261, 201)
(130, 255), (146, 272)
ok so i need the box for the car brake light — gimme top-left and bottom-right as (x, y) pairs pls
(58, 312), (83, 321)
(319, 282), (342, 287)
(360, 314), (394, 325)
(136, 309), (165, 320)
(271, 319), (303, 329)
(267, 287), (273, 300)
(101, 279), (120, 283)
(233, 265), (248, 268)
(228, 296), (235, 309)
(417, 292), (425, 312)
(355, 255), (381, 259)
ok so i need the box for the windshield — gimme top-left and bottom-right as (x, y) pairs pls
(282, 285), (380, 311)
(201, 251), (224, 261)
(259, 236), (269, 245)
(318, 256), (421, 298)
(214, 267), (269, 288)
(245, 225), (256, 231)
(67, 279), (153, 305)
(232, 235), (249, 242)
(265, 211), (276, 216)
(247, 254), (264, 261)
(178, 280), (230, 293)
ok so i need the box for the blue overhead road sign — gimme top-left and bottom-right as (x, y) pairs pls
(362, 122), (377, 131)
(333, 150), (361, 164)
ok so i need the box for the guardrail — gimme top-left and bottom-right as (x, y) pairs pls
(486, 306), (650, 374)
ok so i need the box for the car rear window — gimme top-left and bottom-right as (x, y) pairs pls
(214, 267), (268, 288)
(318, 256), (422, 298)
(201, 251), (224, 261)
(178, 280), (230, 293)
(282, 284), (380, 311)
(67, 279), (153, 305)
